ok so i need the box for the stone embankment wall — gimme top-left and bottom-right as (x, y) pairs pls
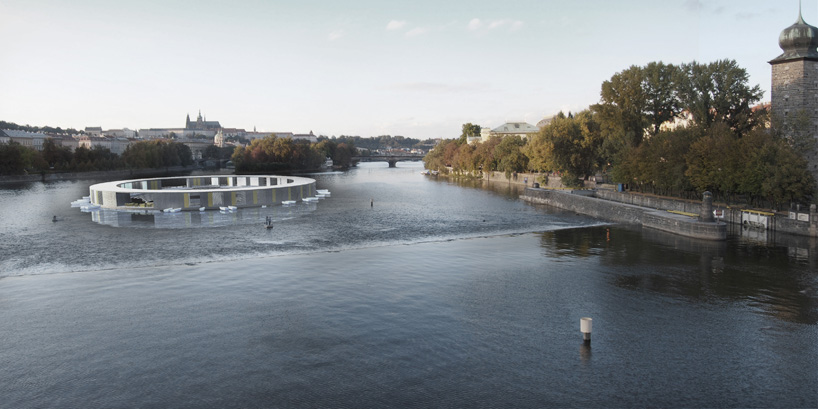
(594, 189), (818, 238)
(522, 187), (728, 241)
(479, 171), (597, 189)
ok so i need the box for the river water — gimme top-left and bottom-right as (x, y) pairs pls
(0, 162), (816, 408)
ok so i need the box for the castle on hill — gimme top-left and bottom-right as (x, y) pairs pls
(185, 111), (221, 131)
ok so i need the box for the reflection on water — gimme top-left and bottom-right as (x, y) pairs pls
(539, 225), (818, 325)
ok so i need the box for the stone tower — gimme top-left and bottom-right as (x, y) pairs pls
(770, 5), (818, 183)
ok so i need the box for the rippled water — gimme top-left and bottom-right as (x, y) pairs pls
(0, 162), (816, 408)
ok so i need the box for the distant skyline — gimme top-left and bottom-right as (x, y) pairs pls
(0, 0), (807, 139)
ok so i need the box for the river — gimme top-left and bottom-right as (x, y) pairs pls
(0, 162), (815, 408)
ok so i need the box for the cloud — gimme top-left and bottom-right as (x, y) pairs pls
(328, 30), (344, 41)
(386, 20), (407, 30)
(405, 27), (430, 37)
(468, 18), (523, 32)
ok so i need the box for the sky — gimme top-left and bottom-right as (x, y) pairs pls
(0, 0), (807, 139)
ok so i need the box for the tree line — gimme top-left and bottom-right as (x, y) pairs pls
(230, 136), (356, 172)
(0, 120), (83, 136)
(424, 59), (816, 209)
(0, 139), (195, 175)
(333, 135), (434, 151)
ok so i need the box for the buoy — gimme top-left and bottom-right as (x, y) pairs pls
(580, 317), (592, 345)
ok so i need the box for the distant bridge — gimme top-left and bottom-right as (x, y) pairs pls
(353, 154), (425, 168)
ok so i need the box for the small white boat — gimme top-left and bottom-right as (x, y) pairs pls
(80, 204), (101, 211)
(163, 207), (181, 213)
(199, 207), (206, 212)
(71, 197), (92, 207)
(316, 189), (330, 195)
(219, 206), (229, 211)
(227, 205), (238, 211)
(282, 200), (296, 205)
(302, 197), (318, 202)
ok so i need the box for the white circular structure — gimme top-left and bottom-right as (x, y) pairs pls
(88, 175), (316, 211)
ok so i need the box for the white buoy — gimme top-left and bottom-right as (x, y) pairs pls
(580, 317), (592, 345)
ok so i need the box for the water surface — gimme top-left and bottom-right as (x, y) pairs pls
(0, 162), (815, 408)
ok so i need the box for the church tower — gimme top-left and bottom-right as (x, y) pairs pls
(770, 5), (818, 181)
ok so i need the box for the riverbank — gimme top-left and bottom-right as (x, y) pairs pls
(522, 186), (818, 239)
(0, 166), (231, 184)
(521, 187), (727, 240)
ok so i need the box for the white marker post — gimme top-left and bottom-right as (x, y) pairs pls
(580, 317), (592, 345)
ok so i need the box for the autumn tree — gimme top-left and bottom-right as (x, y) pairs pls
(526, 110), (602, 187)
(494, 135), (528, 178)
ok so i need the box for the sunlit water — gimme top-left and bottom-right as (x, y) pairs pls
(0, 162), (816, 408)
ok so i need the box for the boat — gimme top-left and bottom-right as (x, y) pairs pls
(219, 206), (228, 211)
(163, 207), (181, 213)
(302, 197), (318, 202)
(199, 207), (206, 212)
(71, 197), (92, 207)
(227, 205), (238, 211)
(282, 200), (296, 205)
(264, 216), (274, 229)
(316, 189), (331, 195)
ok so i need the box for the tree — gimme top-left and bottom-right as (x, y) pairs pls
(527, 110), (602, 187)
(0, 142), (27, 174)
(42, 138), (73, 169)
(642, 61), (682, 138)
(122, 140), (190, 169)
(459, 123), (482, 144)
(494, 135), (528, 178)
(333, 142), (355, 168)
(592, 65), (647, 148)
(678, 59), (763, 135)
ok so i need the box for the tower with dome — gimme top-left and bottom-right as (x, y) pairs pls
(770, 4), (818, 182)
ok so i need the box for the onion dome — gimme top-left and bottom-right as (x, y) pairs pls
(771, 8), (818, 62)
